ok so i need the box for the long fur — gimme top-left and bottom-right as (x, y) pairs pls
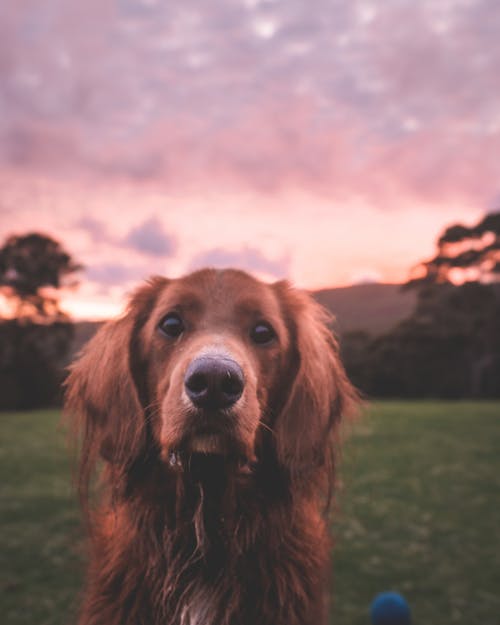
(65, 268), (356, 625)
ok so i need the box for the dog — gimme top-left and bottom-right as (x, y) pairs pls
(65, 268), (356, 625)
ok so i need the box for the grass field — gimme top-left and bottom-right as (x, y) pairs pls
(1, 402), (499, 625)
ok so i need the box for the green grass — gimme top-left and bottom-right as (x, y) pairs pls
(332, 401), (500, 625)
(1, 403), (499, 625)
(0, 410), (81, 625)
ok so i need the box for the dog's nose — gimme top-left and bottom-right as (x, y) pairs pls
(184, 356), (244, 409)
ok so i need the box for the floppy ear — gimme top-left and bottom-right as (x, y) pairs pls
(272, 281), (357, 478)
(64, 277), (168, 495)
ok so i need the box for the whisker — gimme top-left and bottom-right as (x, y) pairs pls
(258, 420), (275, 435)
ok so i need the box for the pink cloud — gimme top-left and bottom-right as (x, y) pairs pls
(1, 0), (498, 318)
(0, 0), (498, 209)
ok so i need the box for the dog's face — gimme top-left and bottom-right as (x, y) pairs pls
(140, 270), (291, 468)
(66, 268), (354, 483)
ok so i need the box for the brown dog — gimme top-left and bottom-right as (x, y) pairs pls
(65, 268), (356, 625)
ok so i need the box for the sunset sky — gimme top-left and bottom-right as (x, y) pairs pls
(1, 0), (499, 318)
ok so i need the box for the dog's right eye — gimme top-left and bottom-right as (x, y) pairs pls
(158, 312), (185, 338)
(250, 321), (276, 345)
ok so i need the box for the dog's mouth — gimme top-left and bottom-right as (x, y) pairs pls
(167, 432), (254, 476)
(188, 432), (229, 454)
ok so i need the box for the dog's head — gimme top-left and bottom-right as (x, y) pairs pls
(66, 269), (355, 488)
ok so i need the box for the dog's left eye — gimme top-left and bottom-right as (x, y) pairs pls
(250, 321), (276, 345)
(158, 312), (185, 338)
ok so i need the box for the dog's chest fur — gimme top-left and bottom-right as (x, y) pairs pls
(179, 582), (214, 625)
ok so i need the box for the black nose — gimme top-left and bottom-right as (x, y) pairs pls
(184, 356), (244, 410)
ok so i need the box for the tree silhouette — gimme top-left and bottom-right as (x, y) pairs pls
(406, 211), (500, 288)
(341, 212), (500, 399)
(0, 232), (82, 408)
(0, 232), (82, 319)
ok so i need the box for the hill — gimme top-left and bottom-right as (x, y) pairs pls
(312, 282), (417, 335)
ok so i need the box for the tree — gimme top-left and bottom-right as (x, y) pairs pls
(0, 232), (82, 408)
(406, 211), (500, 287)
(0, 232), (82, 319)
(395, 211), (500, 397)
(341, 212), (500, 399)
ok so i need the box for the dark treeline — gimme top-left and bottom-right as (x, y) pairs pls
(341, 282), (500, 399)
(0, 320), (74, 409)
(0, 233), (79, 410)
(343, 212), (500, 399)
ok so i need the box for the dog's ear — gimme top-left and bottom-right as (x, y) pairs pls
(272, 282), (357, 479)
(65, 277), (168, 492)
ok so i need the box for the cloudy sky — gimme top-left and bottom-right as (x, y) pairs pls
(1, 0), (499, 318)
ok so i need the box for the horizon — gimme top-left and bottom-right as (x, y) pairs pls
(0, 259), (408, 321)
(64, 274), (409, 322)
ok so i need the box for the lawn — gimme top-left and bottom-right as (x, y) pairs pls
(1, 402), (499, 625)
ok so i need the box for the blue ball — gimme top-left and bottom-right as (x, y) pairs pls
(370, 592), (411, 625)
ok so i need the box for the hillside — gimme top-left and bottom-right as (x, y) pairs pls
(312, 283), (417, 335)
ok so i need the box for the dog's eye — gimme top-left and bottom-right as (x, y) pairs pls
(158, 312), (185, 338)
(250, 321), (276, 345)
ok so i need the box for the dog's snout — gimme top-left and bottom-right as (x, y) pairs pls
(184, 356), (244, 409)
